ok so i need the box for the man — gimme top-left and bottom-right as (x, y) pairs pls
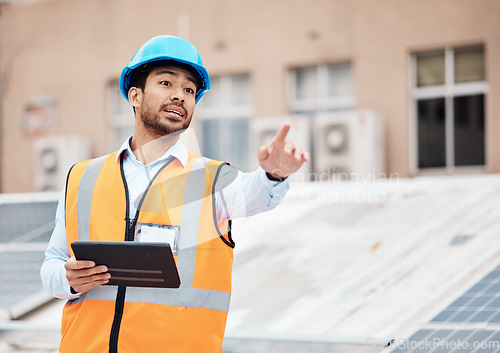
(41, 35), (309, 353)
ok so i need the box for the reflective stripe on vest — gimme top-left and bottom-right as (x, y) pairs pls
(68, 155), (231, 313)
(71, 285), (231, 312)
(76, 155), (108, 242)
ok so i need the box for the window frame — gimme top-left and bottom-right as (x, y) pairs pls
(196, 74), (253, 171)
(409, 45), (488, 175)
(289, 62), (355, 114)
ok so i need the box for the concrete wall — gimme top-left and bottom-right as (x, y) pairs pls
(1, 0), (499, 191)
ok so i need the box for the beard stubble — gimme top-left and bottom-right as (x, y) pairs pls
(140, 100), (192, 138)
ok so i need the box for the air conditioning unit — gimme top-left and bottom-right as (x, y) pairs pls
(251, 116), (311, 182)
(312, 110), (385, 180)
(34, 135), (91, 191)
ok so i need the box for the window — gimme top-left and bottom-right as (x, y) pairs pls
(412, 46), (487, 171)
(196, 74), (252, 171)
(289, 62), (354, 114)
(108, 80), (134, 151)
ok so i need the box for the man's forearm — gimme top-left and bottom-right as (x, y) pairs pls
(215, 166), (289, 222)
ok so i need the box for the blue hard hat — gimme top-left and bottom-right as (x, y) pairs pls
(120, 35), (210, 104)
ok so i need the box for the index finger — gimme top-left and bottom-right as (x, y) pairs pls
(273, 124), (291, 143)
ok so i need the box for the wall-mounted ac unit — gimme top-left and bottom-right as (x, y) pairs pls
(34, 135), (91, 191)
(251, 116), (311, 182)
(312, 110), (385, 180)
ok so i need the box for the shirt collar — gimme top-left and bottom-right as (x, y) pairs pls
(115, 136), (188, 167)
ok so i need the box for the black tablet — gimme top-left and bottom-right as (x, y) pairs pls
(71, 240), (181, 288)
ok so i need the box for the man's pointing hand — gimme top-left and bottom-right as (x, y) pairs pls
(257, 124), (310, 180)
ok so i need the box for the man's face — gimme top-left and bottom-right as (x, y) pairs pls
(139, 66), (197, 137)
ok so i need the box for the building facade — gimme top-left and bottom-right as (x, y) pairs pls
(1, 0), (499, 192)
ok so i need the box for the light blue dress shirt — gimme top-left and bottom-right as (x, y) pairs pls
(41, 138), (289, 300)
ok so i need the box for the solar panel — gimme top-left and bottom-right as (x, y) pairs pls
(0, 250), (49, 307)
(431, 264), (500, 324)
(389, 329), (500, 353)
(0, 194), (59, 319)
(390, 263), (500, 353)
(0, 202), (57, 243)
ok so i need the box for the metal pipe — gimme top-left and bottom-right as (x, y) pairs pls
(0, 321), (60, 332)
(224, 330), (392, 346)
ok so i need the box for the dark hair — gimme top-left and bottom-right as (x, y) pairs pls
(130, 69), (149, 93)
(129, 69), (150, 113)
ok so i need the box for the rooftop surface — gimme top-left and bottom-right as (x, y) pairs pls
(1, 174), (500, 352)
(227, 174), (500, 347)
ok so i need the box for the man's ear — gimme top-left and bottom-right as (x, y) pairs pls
(128, 87), (142, 110)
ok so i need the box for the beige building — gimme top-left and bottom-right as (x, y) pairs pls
(0, 0), (499, 192)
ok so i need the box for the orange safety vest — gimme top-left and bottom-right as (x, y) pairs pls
(61, 151), (234, 353)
